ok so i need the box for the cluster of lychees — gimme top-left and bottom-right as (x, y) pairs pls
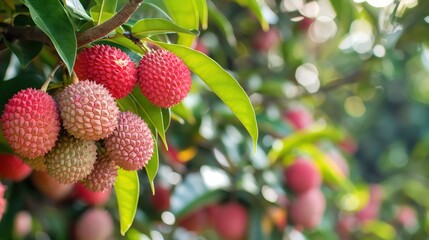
(0, 45), (192, 192)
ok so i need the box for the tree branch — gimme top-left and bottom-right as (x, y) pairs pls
(77, 0), (144, 47)
(2, 0), (144, 47)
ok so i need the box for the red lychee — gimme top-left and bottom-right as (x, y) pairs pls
(74, 45), (137, 99)
(74, 208), (114, 240)
(178, 208), (209, 233)
(252, 27), (281, 52)
(58, 81), (119, 141)
(288, 188), (326, 229)
(31, 171), (74, 201)
(74, 183), (112, 206)
(105, 111), (154, 170)
(0, 183), (6, 221)
(13, 211), (32, 237)
(0, 154), (31, 181)
(1, 88), (60, 159)
(213, 202), (248, 240)
(150, 184), (171, 212)
(284, 158), (321, 194)
(81, 148), (117, 192)
(137, 49), (192, 108)
(283, 105), (313, 130)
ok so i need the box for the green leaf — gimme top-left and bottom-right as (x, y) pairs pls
(64, 0), (92, 20)
(0, 51), (11, 81)
(4, 39), (43, 67)
(90, 0), (118, 25)
(152, 41), (259, 149)
(114, 169), (139, 236)
(235, 0), (268, 31)
(329, 0), (356, 33)
(208, 1), (236, 46)
(132, 18), (199, 38)
(145, 137), (159, 195)
(172, 102), (195, 124)
(195, 0), (208, 30)
(163, 0), (199, 46)
(128, 88), (167, 148)
(21, 0), (77, 73)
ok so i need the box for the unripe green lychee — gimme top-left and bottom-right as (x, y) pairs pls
(105, 112), (154, 170)
(0, 154), (32, 181)
(137, 49), (192, 108)
(58, 81), (119, 141)
(23, 156), (46, 172)
(74, 45), (137, 99)
(1, 88), (60, 158)
(45, 134), (97, 184)
(81, 147), (117, 192)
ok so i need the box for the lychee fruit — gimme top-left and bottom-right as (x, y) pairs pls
(213, 202), (248, 240)
(31, 171), (74, 201)
(1, 88), (60, 158)
(150, 184), (171, 212)
(252, 27), (281, 52)
(284, 158), (321, 194)
(105, 111), (154, 170)
(74, 208), (114, 240)
(137, 49), (192, 108)
(178, 208), (209, 233)
(288, 188), (326, 229)
(13, 211), (32, 237)
(74, 44), (137, 99)
(58, 81), (119, 141)
(23, 156), (46, 172)
(81, 147), (117, 192)
(283, 105), (313, 130)
(74, 183), (112, 206)
(0, 154), (31, 181)
(45, 134), (97, 184)
(0, 183), (6, 221)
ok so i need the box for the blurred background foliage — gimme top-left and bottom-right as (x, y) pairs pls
(1, 0), (429, 239)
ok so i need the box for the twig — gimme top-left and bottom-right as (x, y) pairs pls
(41, 62), (62, 91)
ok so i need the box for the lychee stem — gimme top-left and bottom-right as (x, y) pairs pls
(71, 72), (79, 84)
(41, 63), (61, 92)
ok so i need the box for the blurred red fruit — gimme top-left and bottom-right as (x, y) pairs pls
(0, 183), (6, 220)
(284, 158), (321, 194)
(0, 154), (31, 181)
(14, 211), (32, 237)
(74, 183), (111, 206)
(395, 205), (417, 229)
(326, 149), (349, 177)
(74, 208), (114, 240)
(299, 17), (314, 32)
(252, 27), (281, 52)
(31, 171), (73, 201)
(336, 214), (357, 240)
(193, 38), (209, 55)
(283, 106), (313, 130)
(355, 185), (383, 223)
(213, 202), (248, 240)
(178, 208), (209, 233)
(151, 184), (171, 212)
(289, 188), (326, 229)
(339, 137), (358, 154)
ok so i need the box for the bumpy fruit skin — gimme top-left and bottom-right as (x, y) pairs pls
(81, 148), (117, 192)
(74, 45), (137, 99)
(74, 208), (114, 240)
(289, 188), (326, 229)
(284, 158), (321, 194)
(138, 49), (192, 108)
(74, 183), (111, 206)
(0, 183), (6, 221)
(23, 156), (46, 172)
(0, 154), (31, 181)
(31, 171), (74, 201)
(213, 202), (248, 240)
(105, 112), (154, 170)
(59, 81), (119, 141)
(1, 88), (60, 158)
(45, 134), (97, 184)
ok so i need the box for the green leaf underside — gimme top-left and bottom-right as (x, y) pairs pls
(195, 0), (208, 30)
(163, 0), (198, 46)
(90, 0), (117, 25)
(114, 169), (139, 235)
(236, 0), (268, 31)
(132, 18), (199, 38)
(207, 2), (237, 46)
(64, 0), (92, 20)
(4, 39), (43, 67)
(153, 41), (258, 149)
(145, 136), (159, 195)
(22, 0), (77, 73)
